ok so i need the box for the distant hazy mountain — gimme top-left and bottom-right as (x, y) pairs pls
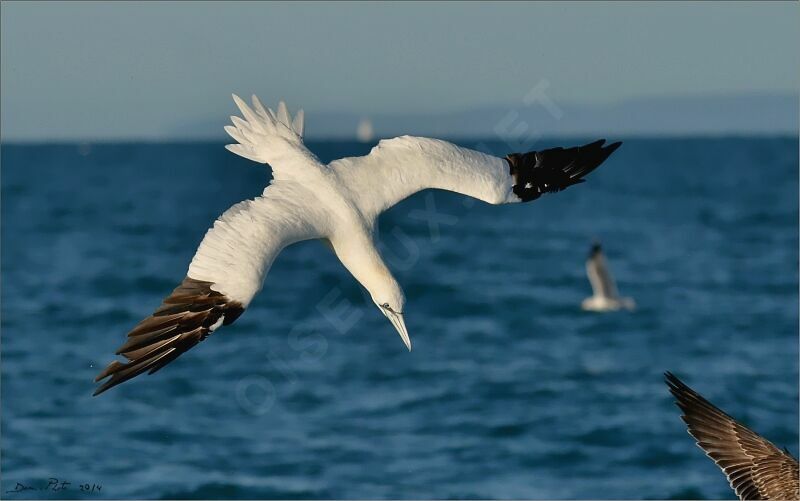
(176, 93), (797, 140)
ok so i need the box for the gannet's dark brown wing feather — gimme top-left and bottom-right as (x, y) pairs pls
(93, 278), (243, 395)
(666, 372), (799, 500)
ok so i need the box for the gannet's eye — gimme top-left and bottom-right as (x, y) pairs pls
(382, 303), (390, 309)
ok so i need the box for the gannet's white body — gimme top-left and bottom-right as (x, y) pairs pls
(95, 95), (621, 395)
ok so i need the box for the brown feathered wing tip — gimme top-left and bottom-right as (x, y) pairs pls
(665, 371), (799, 501)
(93, 277), (244, 396)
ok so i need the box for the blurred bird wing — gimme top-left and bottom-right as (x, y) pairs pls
(666, 372), (800, 501)
(586, 250), (619, 299)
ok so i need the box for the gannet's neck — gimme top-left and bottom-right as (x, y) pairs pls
(330, 228), (400, 302)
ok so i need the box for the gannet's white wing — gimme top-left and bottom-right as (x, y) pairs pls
(666, 372), (799, 501)
(94, 182), (323, 395)
(330, 136), (620, 219)
(224, 95), (320, 179)
(586, 245), (619, 299)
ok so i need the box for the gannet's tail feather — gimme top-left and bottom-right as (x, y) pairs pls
(224, 94), (305, 164)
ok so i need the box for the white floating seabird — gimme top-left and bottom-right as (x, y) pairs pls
(94, 95), (621, 395)
(581, 242), (635, 312)
(666, 372), (799, 500)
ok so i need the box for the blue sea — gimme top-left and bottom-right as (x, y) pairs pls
(1, 137), (798, 499)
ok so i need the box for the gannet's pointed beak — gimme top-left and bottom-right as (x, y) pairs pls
(387, 311), (411, 351)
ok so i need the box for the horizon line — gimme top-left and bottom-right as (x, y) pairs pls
(3, 131), (798, 147)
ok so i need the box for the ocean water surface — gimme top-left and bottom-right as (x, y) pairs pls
(1, 137), (798, 499)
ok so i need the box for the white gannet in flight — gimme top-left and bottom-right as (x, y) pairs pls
(581, 241), (635, 312)
(94, 95), (622, 395)
(666, 372), (799, 500)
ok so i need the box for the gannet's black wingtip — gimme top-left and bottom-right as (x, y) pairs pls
(505, 139), (622, 202)
(606, 140), (623, 154)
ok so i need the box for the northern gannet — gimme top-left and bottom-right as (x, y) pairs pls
(93, 95), (622, 395)
(581, 242), (635, 312)
(666, 372), (799, 500)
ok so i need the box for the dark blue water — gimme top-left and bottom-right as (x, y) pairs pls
(2, 138), (798, 499)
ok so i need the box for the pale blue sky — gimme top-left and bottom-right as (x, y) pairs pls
(2, 1), (798, 140)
